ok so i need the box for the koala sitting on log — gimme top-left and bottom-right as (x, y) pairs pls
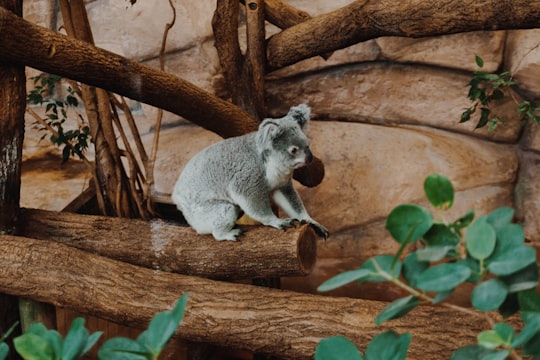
(172, 104), (329, 241)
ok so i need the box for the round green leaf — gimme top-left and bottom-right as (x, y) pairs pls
(416, 262), (471, 292)
(317, 269), (371, 292)
(315, 336), (363, 360)
(97, 337), (147, 360)
(0, 343), (9, 360)
(471, 279), (508, 311)
(466, 217), (496, 260)
(487, 246), (537, 276)
(365, 331), (411, 360)
(403, 253), (429, 288)
(14, 334), (54, 360)
(424, 174), (454, 209)
(478, 330), (505, 349)
(385, 205), (433, 244)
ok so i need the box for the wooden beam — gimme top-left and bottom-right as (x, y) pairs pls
(0, 234), (485, 359)
(266, 0), (540, 69)
(18, 208), (317, 280)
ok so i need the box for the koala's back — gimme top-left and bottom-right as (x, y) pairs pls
(172, 133), (262, 211)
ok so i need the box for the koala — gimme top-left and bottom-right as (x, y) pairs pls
(172, 104), (329, 241)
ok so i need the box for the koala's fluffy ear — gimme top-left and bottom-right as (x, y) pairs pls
(287, 104), (311, 128)
(256, 120), (282, 151)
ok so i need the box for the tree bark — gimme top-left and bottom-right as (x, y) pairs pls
(18, 208), (317, 280)
(0, 234), (486, 359)
(266, 0), (540, 69)
(0, 1), (25, 355)
(0, 5), (323, 187)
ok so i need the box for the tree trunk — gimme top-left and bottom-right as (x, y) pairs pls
(266, 0), (540, 69)
(0, 6), (323, 187)
(0, 234), (486, 359)
(0, 1), (25, 355)
(18, 208), (317, 280)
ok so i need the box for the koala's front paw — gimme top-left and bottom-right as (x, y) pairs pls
(308, 221), (329, 240)
(273, 218), (298, 230)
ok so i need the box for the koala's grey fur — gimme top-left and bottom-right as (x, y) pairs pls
(172, 104), (329, 241)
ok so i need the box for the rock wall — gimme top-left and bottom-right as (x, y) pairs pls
(20, 0), (540, 300)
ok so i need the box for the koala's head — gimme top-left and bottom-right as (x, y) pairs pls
(256, 104), (313, 169)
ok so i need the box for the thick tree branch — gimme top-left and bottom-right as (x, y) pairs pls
(266, 0), (540, 69)
(0, 234), (485, 359)
(0, 6), (324, 187)
(18, 208), (317, 280)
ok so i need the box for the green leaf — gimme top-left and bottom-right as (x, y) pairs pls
(62, 318), (88, 360)
(97, 337), (148, 360)
(512, 312), (540, 349)
(487, 246), (537, 276)
(315, 336), (363, 360)
(423, 223), (460, 246)
(482, 350), (510, 360)
(416, 262), (471, 292)
(491, 224), (524, 260)
(471, 279), (508, 312)
(500, 262), (539, 293)
(518, 289), (540, 312)
(416, 245), (456, 262)
(498, 293), (519, 318)
(365, 331), (411, 360)
(475, 55), (484, 68)
(317, 269), (371, 292)
(385, 204), (433, 244)
(476, 107), (491, 128)
(424, 174), (454, 209)
(83, 331), (103, 356)
(523, 331), (540, 356)
(375, 296), (419, 325)
(14, 333), (54, 360)
(432, 289), (454, 304)
(466, 217), (496, 260)
(487, 207), (515, 232)
(402, 253), (429, 288)
(478, 330), (505, 349)
(451, 345), (499, 360)
(452, 210), (475, 232)
(359, 255), (402, 283)
(0, 343), (9, 360)
(137, 294), (188, 354)
(493, 323), (515, 345)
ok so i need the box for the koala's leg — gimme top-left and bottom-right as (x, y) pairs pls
(233, 193), (296, 230)
(187, 200), (242, 241)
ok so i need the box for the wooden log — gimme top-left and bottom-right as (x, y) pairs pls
(0, 234), (487, 359)
(266, 0), (540, 69)
(18, 208), (317, 280)
(0, 5), (324, 188)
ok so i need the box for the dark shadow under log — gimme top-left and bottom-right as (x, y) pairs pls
(18, 208), (317, 280)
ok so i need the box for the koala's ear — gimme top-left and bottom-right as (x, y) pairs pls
(287, 104), (311, 128)
(256, 120), (282, 150)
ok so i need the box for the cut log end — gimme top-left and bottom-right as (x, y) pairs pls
(297, 224), (317, 274)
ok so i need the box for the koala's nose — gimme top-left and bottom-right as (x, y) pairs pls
(305, 147), (313, 163)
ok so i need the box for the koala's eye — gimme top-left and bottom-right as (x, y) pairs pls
(289, 146), (299, 156)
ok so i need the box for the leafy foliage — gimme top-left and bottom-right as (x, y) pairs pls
(461, 55), (540, 131)
(0, 294), (188, 360)
(316, 174), (540, 359)
(27, 73), (90, 163)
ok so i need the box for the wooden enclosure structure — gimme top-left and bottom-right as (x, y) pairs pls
(1, 0), (540, 359)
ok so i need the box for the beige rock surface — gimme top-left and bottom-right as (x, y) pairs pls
(505, 29), (540, 101)
(153, 121), (518, 234)
(266, 63), (522, 142)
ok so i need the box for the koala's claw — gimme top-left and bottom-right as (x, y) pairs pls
(308, 222), (329, 240)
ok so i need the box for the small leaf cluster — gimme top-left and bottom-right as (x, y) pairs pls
(0, 294), (188, 360)
(316, 174), (540, 359)
(461, 56), (540, 132)
(27, 73), (90, 163)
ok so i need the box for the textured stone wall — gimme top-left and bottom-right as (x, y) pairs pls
(21, 0), (540, 300)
